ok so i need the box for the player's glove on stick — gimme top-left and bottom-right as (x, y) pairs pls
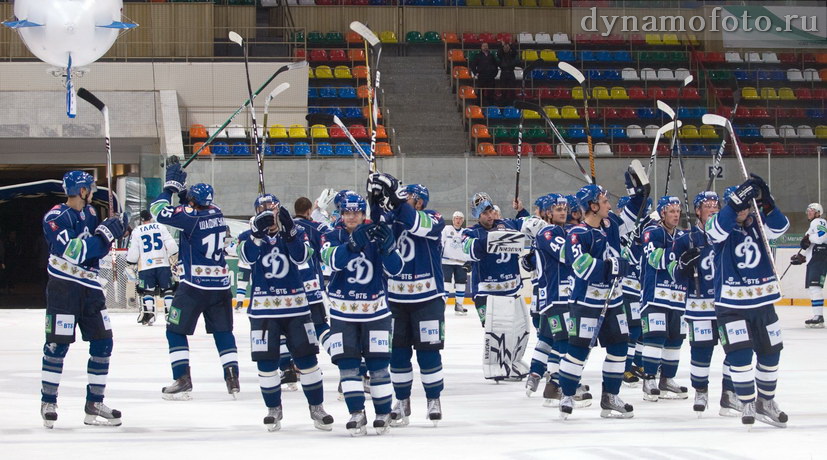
(790, 253), (806, 265)
(367, 173), (406, 212)
(605, 256), (629, 278)
(727, 179), (760, 212)
(164, 163), (187, 194)
(278, 206), (297, 242)
(348, 223), (374, 253)
(800, 234), (811, 250)
(677, 246), (701, 277)
(749, 174), (775, 214)
(252, 210), (275, 239)
(97, 214), (127, 244)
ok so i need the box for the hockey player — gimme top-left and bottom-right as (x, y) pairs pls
(617, 195), (648, 386)
(150, 162), (239, 401)
(566, 194), (582, 225)
(442, 211), (469, 315)
(235, 194), (333, 432)
(127, 210), (178, 326)
(639, 196), (691, 401)
(463, 192), (531, 380)
(677, 191), (742, 416)
(233, 246), (252, 312)
(558, 178), (645, 419)
(320, 193), (402, 436)
(293, 196), (333, 350)
(40, 170), (126, 428)
(790, 202), (827, 328)
(707, 176), (790, 428)
(367, 175), (447, 427)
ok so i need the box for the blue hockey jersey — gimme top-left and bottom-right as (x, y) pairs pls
(463, 214), (527, 298)
(641, 224), (687, 311)
(534, 224), (568, 313)
(706, 206), (789, 309)
(42, 203), (111, 290)
(237, 227), (311, 318)
(295, 216), (328, 304)
(320, 223), (403, 322)
(384, 203), (445, 303)
(151, 191), (230, 290)
(676, 225), (716, 320)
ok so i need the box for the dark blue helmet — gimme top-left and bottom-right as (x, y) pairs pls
(534, 195), (549, 210)
(723, 186), (739, 205)
(657, 196), (681, 214)
(62, 170), (96, 196)
(333, 190), (355, 210)
(405, 184), (429, 208)
(471, 192), (494, 219)
(566, 194), (578, 211)
(187, 183), (214, 207)
(576, 184), (607, 212)
(338, 192), (366, 213)
(254, 193), (280, 212)
(694, 191), (720, 209)
(544, 193), (567, 211)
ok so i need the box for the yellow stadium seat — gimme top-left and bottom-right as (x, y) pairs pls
(680, 124), (701, 139)
(592, 86), (611, 100)
(466, 0), (482, 5)
(610, 87), (629, 99)
(310, 124), (329, 139)
(543, 105), (561, 119)
(314, 65), (334, 79)
(308, 67), (315, 79)
(379, 31), (398, 43)
(645, 33), (663, 45)
(503, 0), (519, 6)
(539, 49), (558, 61)
(699, 125), (718, 139)
(561, 105), (579, 119)
(662, 33), (680, 45)
(522, 0), (538, 6)
(815, 125), (827, 139)
(522, 109), (541, 119)
(778, 87), (796, 100)
(333, 66), (353, 79)
(288, 124), (308, 139)
(268, 124), (288, 139)
(483, 0), (500, 6)
(539, 0), (555, 5)
(521, 49), (540, 61)
(760, 87), (779, 100)
(742, 87), (759, 100)
(571, 87), (588, 100)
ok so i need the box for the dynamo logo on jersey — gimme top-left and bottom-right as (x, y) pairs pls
(262, 247), (289, 279)
(397, 232), (415, 262)
(735, 236), (761, 269)
(346, 256), (373, 285)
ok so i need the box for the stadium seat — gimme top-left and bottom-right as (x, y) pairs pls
(745, 52), (762, 63)
(641, 68), (658, 81)
(290, 142), (310, 156)
(485, 107), (503, 120)
(627, 87), (647, 100)
(333, 144), (353, 156)
(657, 68), (675, 81)
(423, 31), (441, 43)
(643, 125), (660, 138)
(539, 50), (558, 62)
(760, 88), (779, 100)
(328, 49), (348, 63)
(453, 66), (472, 80)
(380, 31), (398, 43)
(699, 125), (718, 139)
(211, 142), (230, 156)
(645, 34), (663, 46)
(594, 143), (613, 157)
(334, 66), (353, 79)
(571, 87), (588, 100)
(681, 87), (701, 100)
(338, 87), (357, 99)
(376, 142), (393, 156)
(522, 108), (541, 119)
(574, 142), (590, 156)
(794, 88), (813, 100)
(535, 33), (552, 44)
(497, 143), (516, 156)
(268, 124), (289, 139)
(273, 143), (292, 156)
(807, 69), (825, 81)
(189, 124), (208, 140)
(556, 143), (575, 157)
(477, 142), (496, 156)
(442, 32), (460, 44)
(289, 124), (308, 139)
(226, 124), (246, 138)
(319, 87), (337, 98)
(778, 87), (796, 101)
(459, 86), (478, 100)
(606, 125), (626, 140)
(762, 52), (780, 63)
(316, 143), (334, 156)
(561, 106), (579, 119)
(815, 126), (827, 139)
(522, 49), (540, 62)
(533, 142), (553, 156)
(767, 142), (788, 155)
(465, 105), (484, 119)
(741, 87), (759, 100)
(725, 52), (743, 63)
(552, 33), (570, 45)
(449, 49), (466, 63)
(309, 49), (329, 63)
(787, 68), (805, 82)
(680, 125), (700, 139)
(502, 107), (521, 119)
(592, 86), (611, 100)
(315, 66), (334, 79)
(472, 124), (491, 139)
(798, 125), (816, 139)
(760, 124), (779, 138)
(662, 33), (680, 46)
(193, 142), (210, 156)
(543, 106), (561, 119)
(779, 125), (797, 138)
(518, 32), (534, 44)
(405, 31), (424, 44)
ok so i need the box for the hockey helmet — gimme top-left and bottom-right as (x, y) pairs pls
(187, 183), (214, 207)
(657, 196), (681, 215)
(338, 192), (367, 213)
(545, 193), (568, 211)
(693, 191), (720, 209)
(616, 195), (631, 210)
(576, 184), (607, 212)
(62, 170), (96, 197)
(253, 193), (280, 213)
(471, 192), (494, 219)
(405, 184), (429, 208)
(807, 203), (823, 216)
(534, 195), (549, 210)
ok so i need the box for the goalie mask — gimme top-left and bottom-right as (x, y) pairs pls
(471, 192), (494, 219)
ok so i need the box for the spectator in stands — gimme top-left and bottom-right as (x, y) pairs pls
(497, 41), (519, 105)
(470, 42), (499, 106)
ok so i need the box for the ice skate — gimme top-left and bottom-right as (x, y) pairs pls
(263, 406), (283, 432)
(642, 377), (660, 402)
(389, 398), (411, 427)
(741, 401), (756, 427)
(224, 367), (240, 399)
(454, 304), (468, 316)
(600, 392), (634, 419)
(346, 410), (367, 436)
(373, 413), (391, 435)
(542, 380), (562, 407)
(83, 401), (122, 426)
(658, 377), (688, 399)
(426, 398), (442, 426)
(136, 309), (155, 326)
(525, 372), (541, 397)
(631, 365), (645, 380)
(805, 315), (824, 328)
(719, 390), (743, 417)
(309, 404), (334, 431)
(162, 371), (193, 401)
(693, 388), (708, 416)
(559, 395), (574, 420)
(623, 370), (640, 387)
(41, 402), (57, 429)
(281, 367), (298, 392)
(574, 383), (593, 408)
(756, 397), (788, 428)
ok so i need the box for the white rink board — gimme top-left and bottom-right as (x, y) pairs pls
(0, 308), (825, 460)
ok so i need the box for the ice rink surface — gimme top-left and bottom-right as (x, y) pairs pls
(1, 307), (825, 460)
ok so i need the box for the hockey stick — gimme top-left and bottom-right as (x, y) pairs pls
(181, 60), (307, 168)
(558, 61), (595, 184)
(229, 31), (265, 195)
(779, 248), (802, 280)
(513, 100), (593, 184)
(702, 113), (778, 274)
(306, 113), (373, 165)
(515, 109), (523, 202)
(589, 160), (651, 349)
(261, 82), (291, 149)
(646, 120), (683, 179)
(659, 75), (694, 196)
(77, 88), (115, 218)
(705, 89), (742, 192)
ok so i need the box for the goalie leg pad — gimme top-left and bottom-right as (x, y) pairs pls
(483, 295), (531, 380)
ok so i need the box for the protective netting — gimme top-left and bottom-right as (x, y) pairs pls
(100, 249), (138, 312)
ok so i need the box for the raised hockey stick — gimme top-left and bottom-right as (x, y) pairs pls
(181, 60), (307, 168)
(658, 75), (694, 196)
(350, 21), (381, 174)
(705, 89), (742, 192)
(558, 61), (595, 184)
(305, 113), (373, 165)
(589, 160), (650, 348)
(702, 113), (778, 274)
(515, 109), (523, 202)
(229, 31), (265, 195)
(646, 120), (683, 179)
(261, 82), (291, 148)
(513, 100), (593, 184)
(77, 88), (115, 218)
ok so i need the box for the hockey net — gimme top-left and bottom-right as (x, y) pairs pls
(100, 249), (139, 312)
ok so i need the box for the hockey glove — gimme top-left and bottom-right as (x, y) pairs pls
(605, 256), (629, 278)
(624, 170), (646, 197)
(348, 223), (373, 253)
(520, 250), (537, 273)
(677, 247), (701, 277)
(750, 174), (775, 214)
(177, 189), (189, 205)
(164, 163), (187, 194)
(278, 206), (297, 242)
(251, 211), (276, 239)
(96, 214), (127, 244)
(790, 253), (806, 265)
(367, 173), (406, 212)
(463, 262), (473, 272)
(372, 223), (396, 256)
(316, 188), (337, 211)
(726, 178), (760, 212)
(520, 217), (546, 240)
(800, 234), (811, 250)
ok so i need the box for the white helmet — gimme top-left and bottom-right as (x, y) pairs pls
(807, 203), (823, 216)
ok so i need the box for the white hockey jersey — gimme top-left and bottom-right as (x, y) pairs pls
(441, 225), (469, 265)
(127, 222), (178, 271)
(804, 217), (827, 262)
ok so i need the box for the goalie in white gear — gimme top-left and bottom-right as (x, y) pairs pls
(790, 203), (827, 328)
(127, 210), (178, 325)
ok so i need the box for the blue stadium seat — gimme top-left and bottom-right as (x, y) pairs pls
(334, 143), (353, 156)
(587, 69), (604, 81)
(485, 107), (503, 119)
(531, 69), (548, 81)
(323, 107), (345, 119)
(358, 142), (371, 157)
(293, 142), (312, 156)
(231, 142), (250, 156)
(607, 125), (627, 140)
(338, 87), (357, 99)
(637, 107), (658, 120)
(320, 87), (338, 98)
(316, 143), (334, 156)
(212, 141), (230, 156)
(308, 88), (318, 99)
(614, 51), (633, 63)
(735, 124), (760, 138)
(344, 107), (363, 119)
(680, 144), (708, 156)
(603, 70), (621, 81)
(546, 69), (565, 81)
(595, 51), (614, 63)
(567, 125), (587, 139)
(581, 51), (598, 62)
(308, 107), (322, 114)
(557, 51), (578, 62)
(806, 108), (824, 121)
(734, 70), (751, 82)
(590, 126), (606, 140)
(502, 107), (521, 119)
(274, 142), (292, 156)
